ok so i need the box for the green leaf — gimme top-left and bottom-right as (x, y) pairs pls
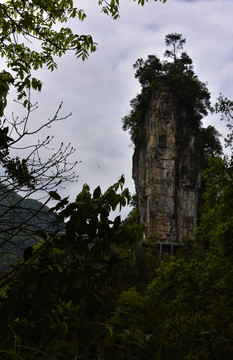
(91, 262), (104, 270)
(114, 215), (121, 228)
(49, 191), (61, 200)
(23, 246), (33, 261)
(70, 272), (83, 289)
(35, 229), (47, 240)
(93, 185), (101, 199)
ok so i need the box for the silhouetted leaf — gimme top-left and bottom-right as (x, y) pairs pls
(49, 191), (61, 200)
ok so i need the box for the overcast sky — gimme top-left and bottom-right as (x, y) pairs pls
(5, 0), (233, 217)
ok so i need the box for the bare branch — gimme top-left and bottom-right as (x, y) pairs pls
(0, 95), (78, 260)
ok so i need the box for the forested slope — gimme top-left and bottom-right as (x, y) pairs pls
(0, 186), (56, 272)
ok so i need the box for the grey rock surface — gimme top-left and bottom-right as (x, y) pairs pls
(133, 89), (201, 242)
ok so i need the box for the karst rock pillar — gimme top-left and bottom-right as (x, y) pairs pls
(133, 89), (202, 242)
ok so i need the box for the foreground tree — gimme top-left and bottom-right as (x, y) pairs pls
(0, 0), (167, 115)
(0, 0), (167, 266)
(0, 98), (78, 262)
(0, 177), (145, 359)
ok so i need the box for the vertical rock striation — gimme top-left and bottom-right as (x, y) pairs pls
(133, 89), (202, 242)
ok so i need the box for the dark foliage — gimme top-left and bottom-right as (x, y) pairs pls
(122, 34), (211, 150)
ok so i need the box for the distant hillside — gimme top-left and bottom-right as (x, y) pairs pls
(0, 186), (58, 272)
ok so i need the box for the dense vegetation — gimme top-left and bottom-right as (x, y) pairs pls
(0, 1), (233, 358)
(2, 161), (233, 359)
(123, 35), (207, 144)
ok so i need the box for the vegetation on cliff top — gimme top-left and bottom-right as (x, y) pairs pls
(122, 33), (220, 158)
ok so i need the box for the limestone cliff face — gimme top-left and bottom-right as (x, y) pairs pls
(133, 89), (202, 242)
